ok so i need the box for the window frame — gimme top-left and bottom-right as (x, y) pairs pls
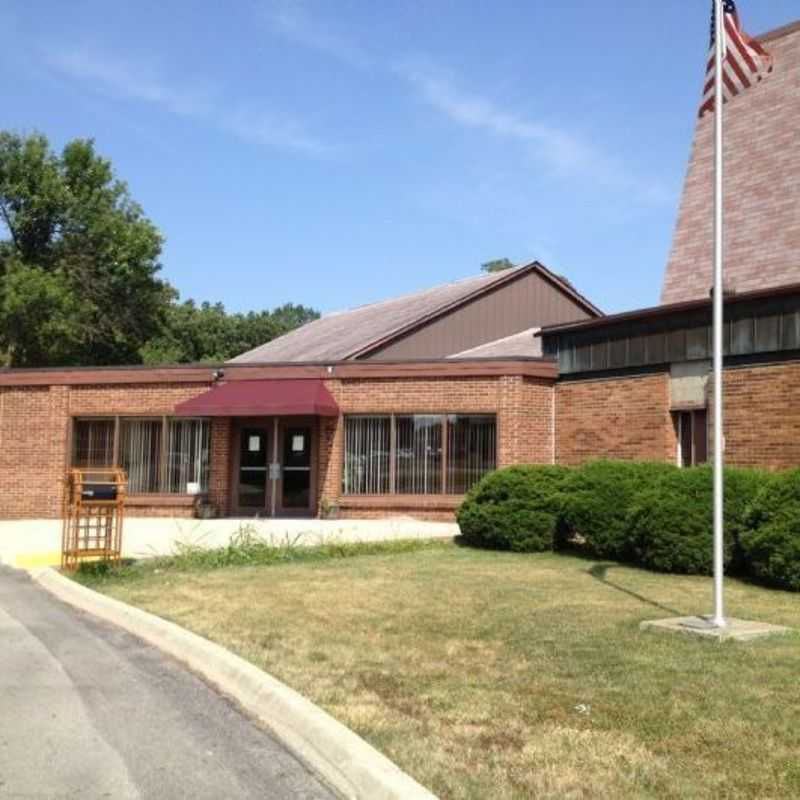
(342, 413), (497, 497)
(675, 409), (708, 468)
(71, 415), (211, 495)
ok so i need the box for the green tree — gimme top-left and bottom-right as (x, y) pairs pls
(481, 257), (515, 273)
(0, 131), (170, 366)
(140, 300), (319, 364)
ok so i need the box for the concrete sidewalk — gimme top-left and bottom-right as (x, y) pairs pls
(0, 565), (336, 800)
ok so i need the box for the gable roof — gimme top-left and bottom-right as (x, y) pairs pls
(229, 261), (600, 364)
(447, 327), (542, 359)
(661, 18), (800, 304)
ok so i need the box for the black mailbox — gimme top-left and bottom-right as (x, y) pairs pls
(81, 484), (118, 501)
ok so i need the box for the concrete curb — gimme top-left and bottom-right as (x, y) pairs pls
(32, 567), (438, 800)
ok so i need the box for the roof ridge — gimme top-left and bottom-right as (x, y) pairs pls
(344, 263), (541, 358)
(757, 18), (800, 43)
(319, 264), (525, 319)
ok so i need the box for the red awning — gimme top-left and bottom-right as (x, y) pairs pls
(174, 379), (339, 417)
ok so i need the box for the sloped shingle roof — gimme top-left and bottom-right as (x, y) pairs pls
(447, 328), (542, 359)
(662, 20), (800, 304)
(229, 261), (597, 364)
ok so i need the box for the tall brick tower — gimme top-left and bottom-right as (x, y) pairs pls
(661, 21), (800, 304)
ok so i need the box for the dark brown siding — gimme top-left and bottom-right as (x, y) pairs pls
(365, 270), (593, 360)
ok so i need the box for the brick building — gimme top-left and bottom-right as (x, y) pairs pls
(0, 261), (595, 562)
(1, 19), (798, 565)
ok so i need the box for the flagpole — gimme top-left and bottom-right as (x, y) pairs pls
(711, 0), (726, 628)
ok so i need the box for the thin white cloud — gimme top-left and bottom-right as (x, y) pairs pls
(396, 57), (671, 205)
(43, 45), (330, 156)
(45, 47), (213, 116)
(259, 0), (370, 69)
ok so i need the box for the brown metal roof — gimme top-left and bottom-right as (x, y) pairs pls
(447, 328), (542, 359)
(228, 261), (601, 364)
(540, 281), (800, 336)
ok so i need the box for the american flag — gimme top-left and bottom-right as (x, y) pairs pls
(699, 0), (773, 117)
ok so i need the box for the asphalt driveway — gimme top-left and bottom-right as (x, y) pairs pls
(0, 565), (336, 800)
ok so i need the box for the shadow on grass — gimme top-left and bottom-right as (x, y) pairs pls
(587, 562), (683, 617)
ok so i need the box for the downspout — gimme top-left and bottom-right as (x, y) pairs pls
(551, 384), (556, 465)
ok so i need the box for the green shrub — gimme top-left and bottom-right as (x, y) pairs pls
(741, 469), (800, 590)
(560, 460), (678, 560)
(628, 466), (766, 575)
(456, 465), (571, 552)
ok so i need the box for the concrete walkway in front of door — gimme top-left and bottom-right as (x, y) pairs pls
(0, 565), (337, 800)
(1, 517), (460, 568)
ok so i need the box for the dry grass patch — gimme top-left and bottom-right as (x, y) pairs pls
(80, 545), (800, 799)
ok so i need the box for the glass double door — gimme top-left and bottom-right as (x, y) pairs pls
(235, 419), (314, 516)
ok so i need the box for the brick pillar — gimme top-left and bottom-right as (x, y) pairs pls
(48, 385), (70, 517)
(208, 418), (232, 515)
(317, 415), (342, 515)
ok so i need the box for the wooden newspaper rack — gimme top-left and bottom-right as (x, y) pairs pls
(62, 468), (127, 570)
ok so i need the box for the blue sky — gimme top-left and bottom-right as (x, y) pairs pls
(2, 1), (795, 315)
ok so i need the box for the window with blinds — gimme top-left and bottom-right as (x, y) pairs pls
(166, 419), (211, 493)
(73, 419), (115, 467)
(343, 416), (391, 494)
(119, 419), (163, 493)
(395, 415), (442, 494)
(72, 417), (211, 494)
(446, 415), (497, 494)
(343, 414), (496, 496)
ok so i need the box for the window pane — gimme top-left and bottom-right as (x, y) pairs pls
(166, 419), (210, 493)
(679, 412), (692, 468)
(119, 420), (162, 493)
(693, 410), (708, 465)
(395, 416), (442, 495)
(446, 415), (497, 493)
(343, 417), (390, 494)
(73, 420), (115, 467)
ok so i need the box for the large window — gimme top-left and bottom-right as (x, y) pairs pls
(343, 414), (496, 496)
(166, 419), (211, 494)
(343, 416), (391, 494)
(72, 417), (211, 494)
(73, 419), (115, 468)
(395, 415), (442, 494)
(446, 415), (498, 494)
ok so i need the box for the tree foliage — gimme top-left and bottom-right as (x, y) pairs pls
(0, 132), (170, 366)
(481, 258), (515, 273)
(140, 301), (319, 364)
(0, 131), (318, 367)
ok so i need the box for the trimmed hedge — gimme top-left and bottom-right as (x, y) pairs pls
(458, 460), (797, 590)
(456, 465), (570, 552)
(628, 466), (766, 575)
(560, 460), (677, 561)
(741, 469), (800, 590)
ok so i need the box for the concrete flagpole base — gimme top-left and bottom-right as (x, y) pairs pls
(640, 616), (792, 642)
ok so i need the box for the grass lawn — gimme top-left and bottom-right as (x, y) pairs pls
(78, 542), (800, 799)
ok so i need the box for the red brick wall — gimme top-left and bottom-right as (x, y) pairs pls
(0, 374), (556, 522)
(0, 381), (230, 520)
(0, 386), (68, 519)
(319, 375), (555, 519)
(4, 362), (800, 523)
(711, 360), (800, 470)
(555, 372), (676, 465)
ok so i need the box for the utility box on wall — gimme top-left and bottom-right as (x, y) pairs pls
(669, 361), (710, 410)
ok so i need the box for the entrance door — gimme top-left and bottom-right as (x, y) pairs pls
(279, 424), (314, 516)
(236, 425), (270, 512)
